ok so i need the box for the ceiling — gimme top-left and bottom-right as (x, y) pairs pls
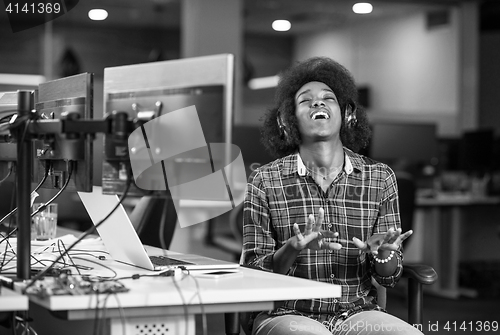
(11, 0), (499, 34)
(50, 0), (479, 35)
(244, 0), (458, 34)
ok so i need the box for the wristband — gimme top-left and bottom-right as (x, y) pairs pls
(373, 250), (395, 264)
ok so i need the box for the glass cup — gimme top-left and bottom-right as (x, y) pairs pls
(32, 203), (58, 241)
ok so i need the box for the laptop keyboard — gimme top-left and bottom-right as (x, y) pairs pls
(149, 256), (194, 266)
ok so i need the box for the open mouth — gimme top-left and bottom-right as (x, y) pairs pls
(310, 110), (330, 120)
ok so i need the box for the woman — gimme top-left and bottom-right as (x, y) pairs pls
(241, 57), (419, 335)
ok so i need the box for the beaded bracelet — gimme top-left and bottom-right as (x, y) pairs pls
(373, 250), (395, 264)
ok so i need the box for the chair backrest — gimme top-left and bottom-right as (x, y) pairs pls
(375, 173), (416, 308)
(396, 174), (416, 235)
(130, 196), (177, 250)
(232, 125), (274, 176)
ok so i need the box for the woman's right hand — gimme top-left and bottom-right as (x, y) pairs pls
(290, 208), (342, 251)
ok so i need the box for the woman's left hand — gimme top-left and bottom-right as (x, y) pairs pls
(352, 228), (412, 255)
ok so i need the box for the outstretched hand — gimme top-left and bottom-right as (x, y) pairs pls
(290, 208), (342, 251)
(352, 228), (412, 255)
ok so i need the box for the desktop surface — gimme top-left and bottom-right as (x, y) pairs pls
(7, 229), (341, 319)
(416, 192), (500, 207)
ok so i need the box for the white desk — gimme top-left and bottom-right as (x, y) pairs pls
(7, 233), (341, 335)
(0, 286), (28, 335)
(414, 194), (500, 299)
(0, 286), (28, 311)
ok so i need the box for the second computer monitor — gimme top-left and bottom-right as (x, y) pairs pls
(369, 121), (439, 170)
(102, 54), (235, 196)
(33, 73), (94, 192)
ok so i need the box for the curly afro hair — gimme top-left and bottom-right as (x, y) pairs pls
(261, 57), (371, 158)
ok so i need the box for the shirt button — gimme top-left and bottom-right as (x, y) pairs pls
(330, 274), (335, 279)
(334, 299), (338, 303)
(328, 223), (332, 228)
(328, 250), (333, 253)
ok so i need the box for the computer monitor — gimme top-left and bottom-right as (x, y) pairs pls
(0, 91), (20, 163)
(102, 54), (235, 197)
(0, 91), (25, 222)
(32, 73), (94, 192)
(460, 128), (495, 175)
(368, 121), (439, 169)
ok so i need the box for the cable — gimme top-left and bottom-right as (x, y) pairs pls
(159, 197), (168, 254)
(0, 239), (16, 273)
(111, 293), (127, 335)
(0, 112), (17, 122)
(171, 275), (190, 335)
(0, 161), (49, 226)
(91, 288), (126, 335)
(22, 172), (132, 294)
(0, 160), (70, 241)
(70, 257), (118, 280)
(186, 272), (207, 335)
(0, 160), (62, 274)
(30, 161), (73, 218)
(0, 162), (14, 185)
(31, 161), (50, 195)
(14, 312), (39, 335)
(92, 290), (102, 335)
(55, 239), (81, 276)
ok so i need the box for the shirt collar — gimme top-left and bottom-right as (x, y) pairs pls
(295, 149), (355, 177)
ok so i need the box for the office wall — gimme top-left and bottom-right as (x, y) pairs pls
(0, 24), (43, 74)
(240, 34), (294, 126)
(294, 9), (460, 137)
(0, 23), (181, 77)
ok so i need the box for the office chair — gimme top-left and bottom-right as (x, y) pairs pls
(223, 190), (438, 335)
(205, 125), (273, 260)
(129, 196), (177, 250)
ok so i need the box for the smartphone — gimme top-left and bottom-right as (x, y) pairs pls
(194, 270), (243, 279)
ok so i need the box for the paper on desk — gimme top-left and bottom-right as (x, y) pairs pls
(7, 234), (106, 251)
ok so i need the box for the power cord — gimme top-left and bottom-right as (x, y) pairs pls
(0, 162), (14, 185)
(0, 160), (71, 242)
(30, 161), (73, 218)
(0, 160), (49, 226)
(0, 163), (49, 274)
(0, 161), (72, 276)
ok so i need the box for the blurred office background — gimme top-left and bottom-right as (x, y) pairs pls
(1, 0), (499, 332)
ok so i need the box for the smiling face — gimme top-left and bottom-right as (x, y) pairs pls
(294, 81), (342, 144)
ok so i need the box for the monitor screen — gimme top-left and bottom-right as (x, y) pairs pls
(368, 122), (438, 168)
(0, 91), (30, 223)
(460, 129), (494, 174)
(102, 54), (235, 197)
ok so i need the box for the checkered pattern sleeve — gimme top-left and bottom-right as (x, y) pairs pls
(370, 167), (404, 287)
(240, 168), (275, 272)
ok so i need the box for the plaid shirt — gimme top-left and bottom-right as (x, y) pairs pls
(241, 148), (403, 316)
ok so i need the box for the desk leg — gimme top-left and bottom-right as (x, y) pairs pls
(225, 312), (240, 335)
(422, 207), (444, 294)
(423, 206), (477, 299)
(447, 207), (460, 293)
(110, 315), (195, 335)
(448, 207), (477, 298)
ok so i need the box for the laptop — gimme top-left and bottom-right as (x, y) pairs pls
(77, 186), (240, 272)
